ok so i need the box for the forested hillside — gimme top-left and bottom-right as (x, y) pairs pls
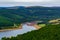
(0, 6), (60, 28)
(2, 24), (60, 40)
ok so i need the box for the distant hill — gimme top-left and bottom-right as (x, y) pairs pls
(2, 24), (60, 40)
(0, 6), (60, 28)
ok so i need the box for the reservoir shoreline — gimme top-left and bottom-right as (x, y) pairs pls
(0, 24), (37, 40)
(0, 24), (40, 32)
(0, 24), (22, 32)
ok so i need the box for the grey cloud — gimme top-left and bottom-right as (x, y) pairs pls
(0, 0), (14, 2)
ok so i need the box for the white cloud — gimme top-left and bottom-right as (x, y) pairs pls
(0, 0), (53, 2)
(0, 0), (60, 7)
(0, 0), (60, 3)
(14, 0), (51, 2)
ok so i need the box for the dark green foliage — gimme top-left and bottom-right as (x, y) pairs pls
(0, 6), (60, 28)
(2, 24), (60, 40)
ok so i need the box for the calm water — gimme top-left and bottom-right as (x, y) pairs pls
(0, 24), (36, 40)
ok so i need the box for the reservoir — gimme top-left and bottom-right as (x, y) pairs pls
(0, 24), (36, 40)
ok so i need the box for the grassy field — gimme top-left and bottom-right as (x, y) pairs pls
(38, 24), (46, 27)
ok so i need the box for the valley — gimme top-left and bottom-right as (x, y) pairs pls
(0, 6), (60, 40)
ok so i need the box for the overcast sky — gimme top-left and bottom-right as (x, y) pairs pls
(0, 0), (60, 7)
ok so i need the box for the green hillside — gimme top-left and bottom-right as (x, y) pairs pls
(0, 6), (60, 29)
(2, 24), (60, 40)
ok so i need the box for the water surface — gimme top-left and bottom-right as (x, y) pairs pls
(0, 24), (36, 40)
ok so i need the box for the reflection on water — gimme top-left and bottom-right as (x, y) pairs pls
(0, 24), (36, 40)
